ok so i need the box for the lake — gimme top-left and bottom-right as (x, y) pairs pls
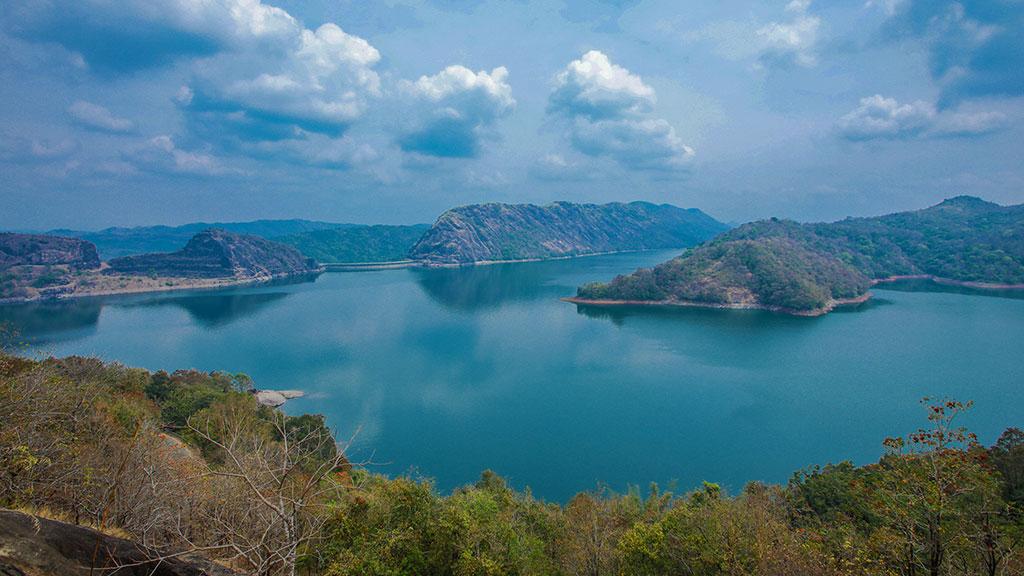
(2, 249), (1023, 502)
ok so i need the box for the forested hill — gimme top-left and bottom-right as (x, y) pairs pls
(409, 201), (728, 264)
(274, 224), (431, 263)
(49, 219), (348, 259)
(576, 196), (1024, 314)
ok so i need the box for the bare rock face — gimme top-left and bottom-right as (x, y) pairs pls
(0, 509), (239, 576)
(409, 201), (727, 265)
(107, 229), (322, 280)
(0, 234), (101, 270)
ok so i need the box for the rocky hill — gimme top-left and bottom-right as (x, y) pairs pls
(107, 229), (322, 280)
(0, 234), (102, 301)
(409, 201), (727, 265)
(0, 233), (100, 270)
(575, 196), (1024, 315)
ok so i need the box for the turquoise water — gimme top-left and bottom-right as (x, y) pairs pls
(2, 250), (1023, 501)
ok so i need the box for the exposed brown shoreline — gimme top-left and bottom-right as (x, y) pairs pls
(0, 268), (323, 306)
(562, 292), (873, 317)
(870, 274), (1024, 290)
(564, 274), (1024, 317)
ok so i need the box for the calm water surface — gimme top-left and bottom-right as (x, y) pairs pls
(2, 250), (1023, 501)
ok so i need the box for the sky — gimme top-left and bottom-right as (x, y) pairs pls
(1, 0), (1022, 230)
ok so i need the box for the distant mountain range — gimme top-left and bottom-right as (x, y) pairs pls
(409, 201), (728, 264)
(574, 196), (1024, 315)
(274, 224), (431, 264)
(48, 219), (350, 259)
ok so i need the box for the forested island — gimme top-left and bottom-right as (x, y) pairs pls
(573, 196), (1024, 315)
(0, 229), (322, 303)
(0, 352), (1021, 575)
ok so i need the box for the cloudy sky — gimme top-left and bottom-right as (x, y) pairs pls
(1, 0), (1022, 230)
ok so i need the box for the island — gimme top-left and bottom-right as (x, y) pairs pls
(408, 201), (728, 265)
(1, 229), (323, 303)
(570, 196), (1024, 316)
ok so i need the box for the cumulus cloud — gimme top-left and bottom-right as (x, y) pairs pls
(837, 94), (1006, 140)
(755, 0), (821, 68)
(398, 65), (515, 158)
(124, 135), (228, 176)
(67, 100), (134, 134)
(182, 19), (381, 141)
(547, 51), (693, 171)
(876, 1), (1024, 105)
(8, 0), (383, 169)
(548, 50), (654, 120)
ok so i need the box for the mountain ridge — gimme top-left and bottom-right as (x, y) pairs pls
(409, 201), (728, 265)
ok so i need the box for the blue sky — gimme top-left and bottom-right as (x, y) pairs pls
(1, 0), (1022, 229)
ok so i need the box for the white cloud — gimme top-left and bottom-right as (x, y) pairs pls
(67, 100), (134, 133)
(547, 51), (693, 171)
(837, 95), (1007, 140)
(571, 118), (694, 170)
(756, 1), (821, 67)
(398, 65), (515, 158)
(185, 20), (381, 136)
(126, 135), (228, 176)
(683, 1), (822, 69)
(548, 50), (655, 120)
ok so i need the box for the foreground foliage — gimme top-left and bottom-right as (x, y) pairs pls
(1, 353), (1021, 575)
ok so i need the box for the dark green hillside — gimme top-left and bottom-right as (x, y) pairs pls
(274, 224), (430, 263)
(50, 219), (349, 259)
(577, 197), (1024, 313)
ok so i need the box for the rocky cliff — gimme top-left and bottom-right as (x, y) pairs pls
(107, 229), (322, 280)
(0, 233), (100, 270)
(409, 201), (727, 265)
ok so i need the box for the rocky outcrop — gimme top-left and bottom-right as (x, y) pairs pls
(409, 201), (727, 265)
(0, 509), (239, 576)
(107, 229), (322, 280)
(0, 234), (100, 270)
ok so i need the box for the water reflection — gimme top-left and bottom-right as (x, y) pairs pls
(0, 289), (294, 343)
(412, 262), (563, 311)
(0, 299), (102, 342)
(125, 291), (291, 327)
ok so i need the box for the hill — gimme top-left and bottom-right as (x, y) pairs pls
(274, 224), (430, 263)
(0, 234), (102, 301)
(575, 196), (1024, 315)
(50, 219), (349, 259)
(107, 229), (321, 280)
(409, 201), (728, 265)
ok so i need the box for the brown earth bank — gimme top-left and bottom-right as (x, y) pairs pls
(0, 509), (239, 576)
(1, 230), (323, 305)
(563, 292), (873, 317)
(871, 274), (1024, 290)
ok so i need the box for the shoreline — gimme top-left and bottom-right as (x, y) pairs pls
(564, 274), (1024, 317)
(563, 292), (872, 317)
(0, 269), (324, 306)
(415, 247), (679, 268)
(870, 274), (1024, 290)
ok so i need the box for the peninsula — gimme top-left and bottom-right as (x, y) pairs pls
(0, 229), (322, 303)
(571, 196), (1024, 316)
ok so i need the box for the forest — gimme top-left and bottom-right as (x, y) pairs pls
(1, 350), (1021, 575)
